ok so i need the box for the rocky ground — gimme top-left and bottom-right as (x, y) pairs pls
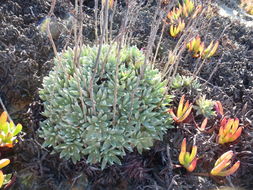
(0, 0), (253, 189)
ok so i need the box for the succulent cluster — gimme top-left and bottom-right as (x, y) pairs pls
(168, 95), (192, 123)
(179, 138), (197, 172)
(170, 74), (201, 90)
(179, 137), (240, 177)
(39, 44), (173, 169)
(0, 112), (22, 148)
(195, 95), (216, 118)
(0, 159), (11, 188)
(218, 118), (242, 145)
(166, 0), (202, 37)
(0, 112), (22, 187)
(187, 35), (219, 59)
(169, 96), (242, 176)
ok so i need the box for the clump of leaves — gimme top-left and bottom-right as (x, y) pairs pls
(217, 118), (242, 144)
(210, 151), (240, 177)
(173, 96), (242, 177)
(0, 159), (11, 188)
(166, 0), (202, 37)
(39, 44), (173, 169)
(178, 138), (197, 172)
(168, 95), (192, 123)
(0, 112), (22, 148)
(171, 74), (201, 90)
(195, 95), (215, 118)
(0, 112), (23, 188)
(187, 35), (219, 59)
(170, 19), (185, 38)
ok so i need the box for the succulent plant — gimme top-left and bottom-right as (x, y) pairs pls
(210, 151), (240, 177)
(0, 112), (22, 148)
(218, 118), (242, 144)
(166, 0), (202, 37)
(171, 74), (201, 90)
(195, 95), (216, 118)
(178, 138), (197, 172)
(187, 36), (219, 59)
(170, 19), (185, 38)
(0, 158), (11, 188)
(39, 44), (173, 169)
(168, 95), (192, 123)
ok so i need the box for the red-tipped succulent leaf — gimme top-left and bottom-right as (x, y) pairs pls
(168, 95), (192, 123)
(218, 118), (242, 144)
(178, 138), (198, 172)
(211, 151), (240, 177)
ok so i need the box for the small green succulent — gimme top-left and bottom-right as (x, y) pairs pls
(39, 44), (173, 169)
(195, 95), (215, 118)
(171, 74), (201, 90)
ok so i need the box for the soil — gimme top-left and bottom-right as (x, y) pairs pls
(0, 0), (253, 190)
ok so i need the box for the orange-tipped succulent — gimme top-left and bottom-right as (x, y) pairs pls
(167, 0), (196, 21)
(187, 36), (219, 58)
(168, 95), (192, 123)
(180, 0), (195, 17)
(167, 0), (202, 38)
(210, 151), (240, 177)
(0, 158), (10, 188)
(0, 112), (22, 148)
(169, 19), (185, 38)
(201, 41), (219, 59)
(179, 138), (197, 172)
(218, 118), (242, 144)
(167, 7), (182, 23)
(187, 36), (204, 57)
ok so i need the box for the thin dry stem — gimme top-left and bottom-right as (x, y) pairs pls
(75, 0), (87, 120)
(89, 0), (110, 114)
(202, 54), (224, 87)
(94, 0), (99, 43)
(124, 1), (143, 46)
(73, 0), (79, 70)
(109, 0), (118, 42)
(0, 96), (13, 122)
(46, 22), (58, 57)
(152, 22), (166, 67)
(112, 42), (121, 125)
(111, 1), (136, 124)
(46, 17), (67, 76)
(141, 0), (163, 78)
(194, 58), (206, 76)
(163, 4), (207, 87)
(48, 0), (56, 16)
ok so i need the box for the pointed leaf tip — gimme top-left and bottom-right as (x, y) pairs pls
(0, 159), (10, 169)
(0, 112), (8, 124)
(0, 170), (3, 188)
